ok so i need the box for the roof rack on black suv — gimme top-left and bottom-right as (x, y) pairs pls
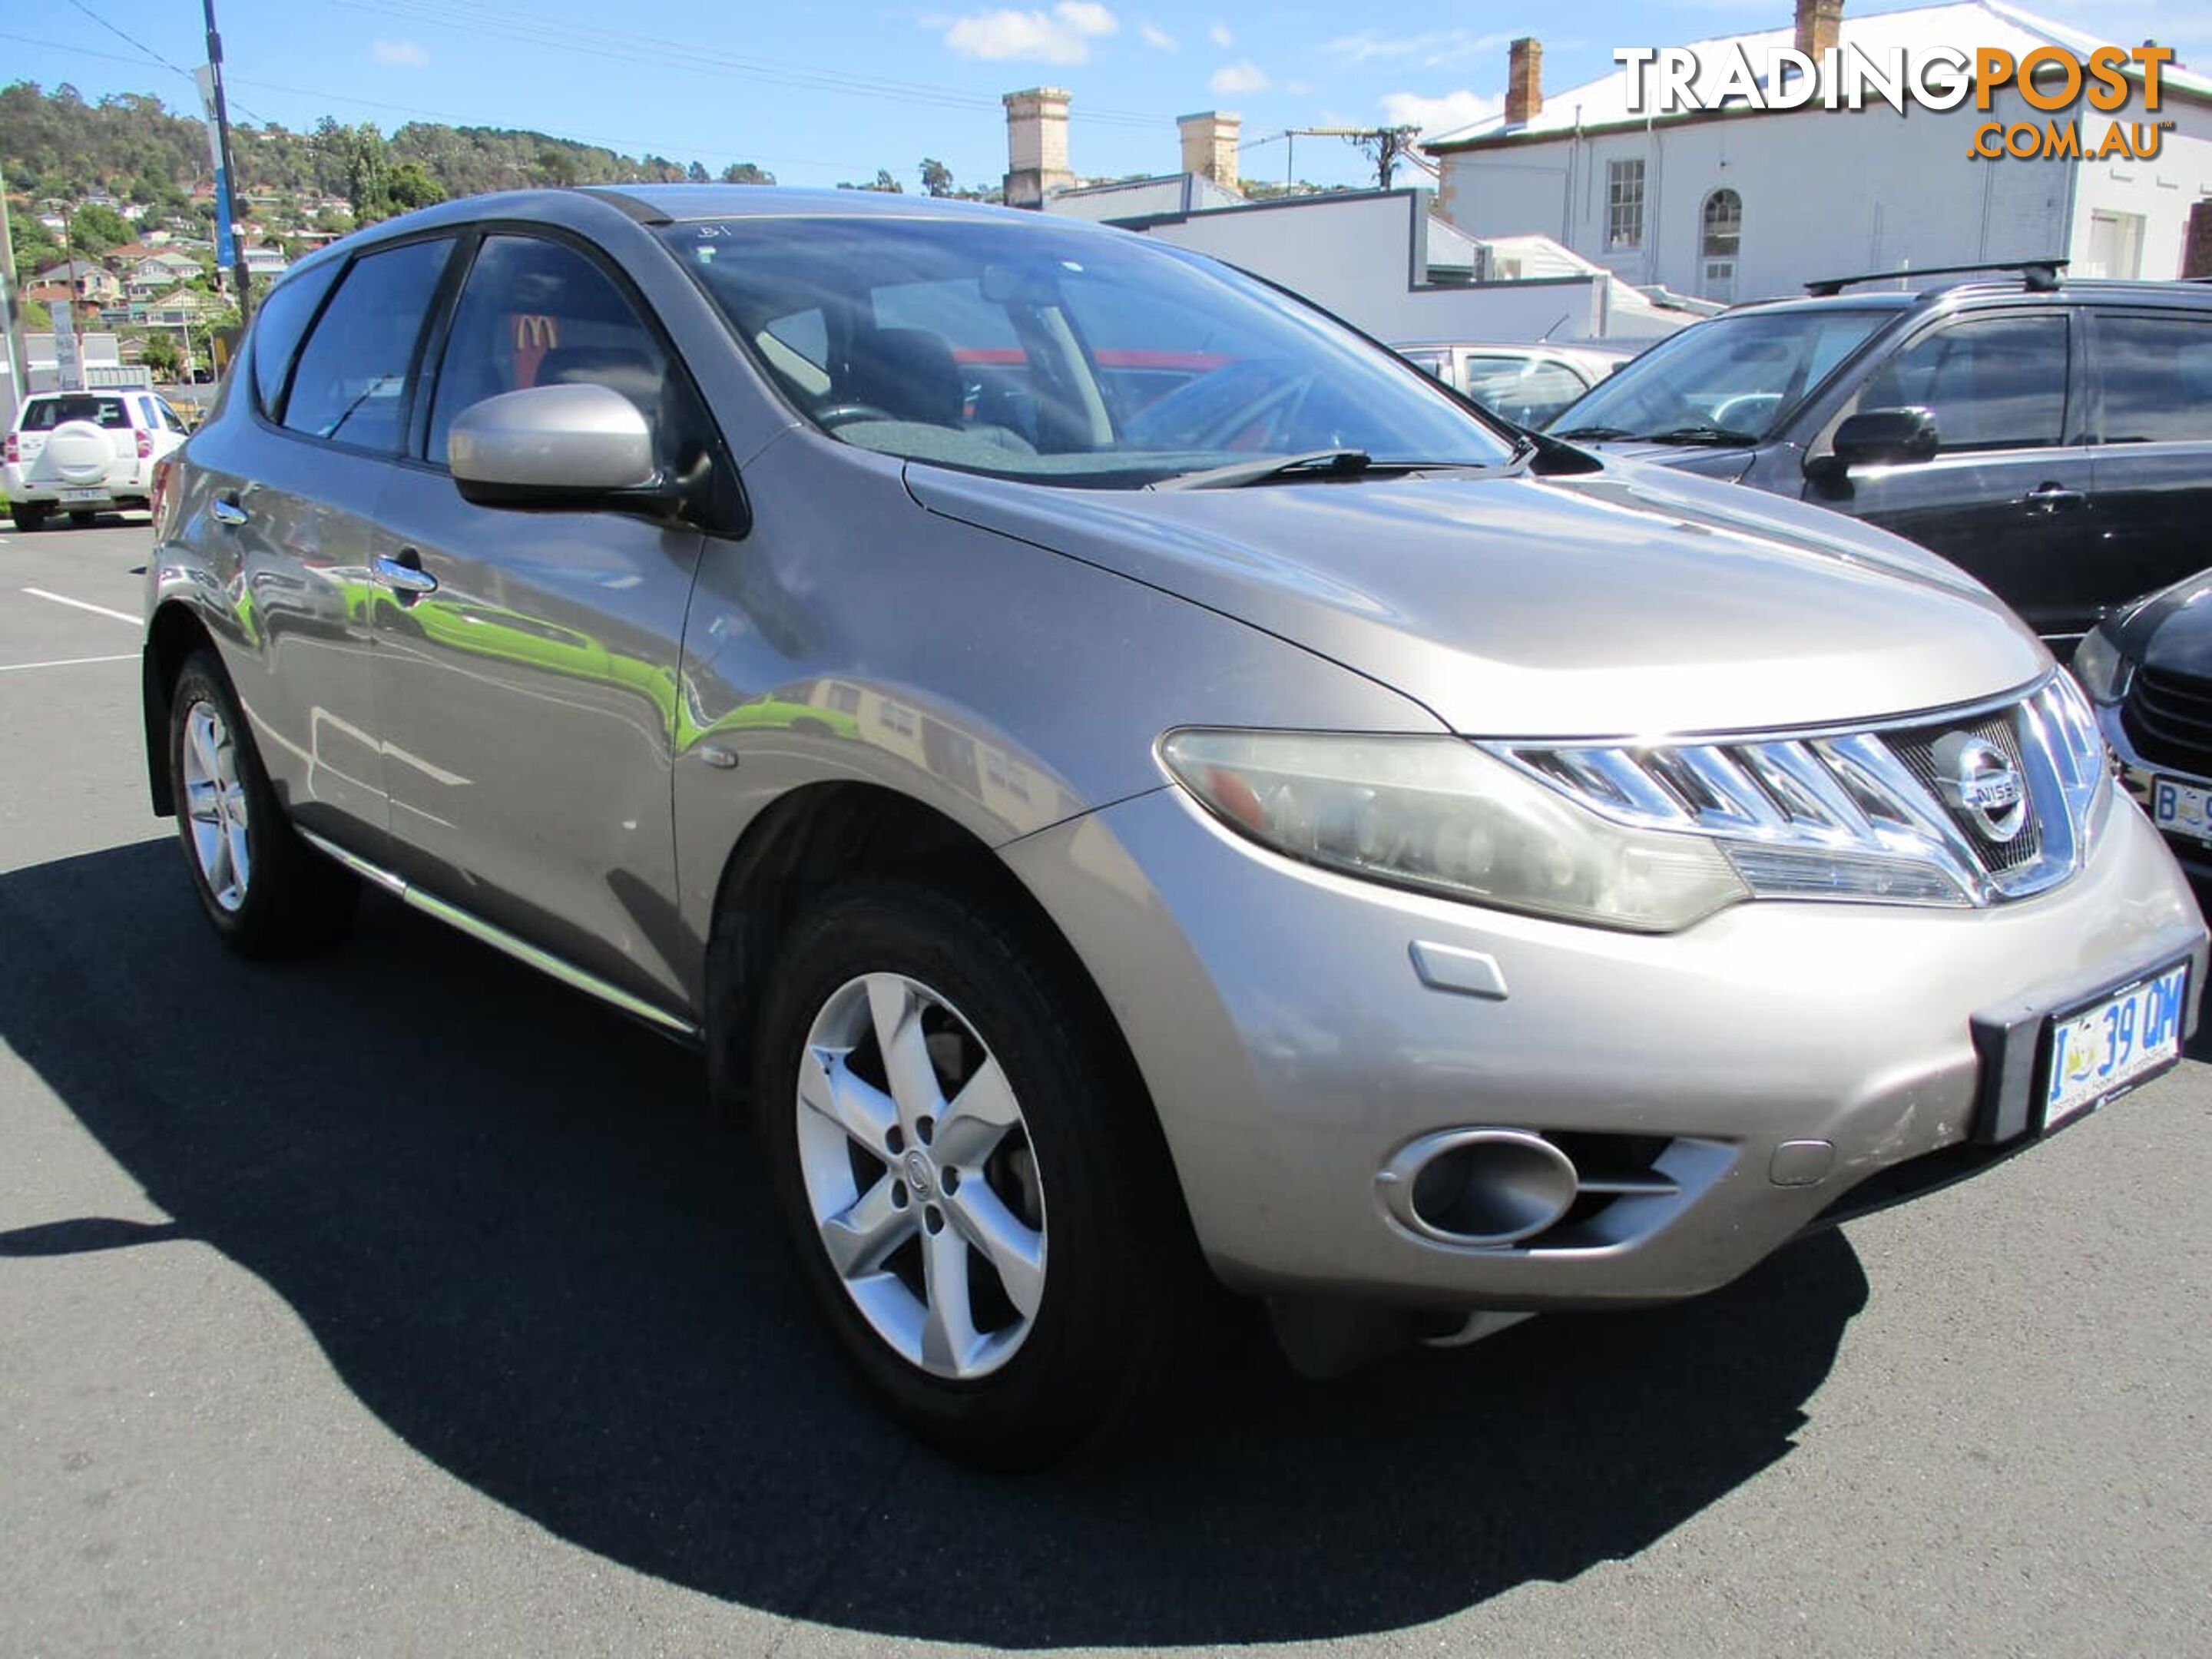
(1803, 257), (2068, 297)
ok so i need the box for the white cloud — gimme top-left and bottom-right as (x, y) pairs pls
(371, 39), (429, 67)
(1140, 22), (1177, 50)
(1283, 80), (1314, 95)
(1379, 88), (1502, 134)
(1209, 22), (1233, 46)
(1326, 28), (1511, 68)
(1210, 59), (1270, 94)
(942, 2), (1118, 63)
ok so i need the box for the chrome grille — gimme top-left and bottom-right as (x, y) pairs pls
(1487, 675), (2111, 909)
(1886, 713), (2044, 876)
(2122, 667), (2212, 777)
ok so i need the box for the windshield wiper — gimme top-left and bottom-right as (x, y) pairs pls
(1149, 448), (1375, 490)
(1552, 424), (1635, 442)
(1634, 425), (1760, 446)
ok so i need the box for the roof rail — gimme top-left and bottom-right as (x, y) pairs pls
(1803, 257), (2068, 298)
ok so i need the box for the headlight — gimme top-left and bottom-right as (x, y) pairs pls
(1158, 730), (1750, 932)
(2067, 628), (2132, 704)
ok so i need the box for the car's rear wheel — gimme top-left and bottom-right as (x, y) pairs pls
(753, 878), (1205, 1469)
(167, 649), (357, 956)
(10, 503), (49, 531)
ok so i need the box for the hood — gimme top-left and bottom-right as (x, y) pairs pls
(904, 457), (2048, 739)
(1578, 441), (1757, 482)
(2120, 570), (2212, 675)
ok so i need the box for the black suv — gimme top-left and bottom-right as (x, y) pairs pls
(1549, 261), (2212, 649)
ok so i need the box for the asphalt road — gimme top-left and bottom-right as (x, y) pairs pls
(4, 519), (2210, 1657)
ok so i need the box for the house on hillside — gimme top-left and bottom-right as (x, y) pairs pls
(34, 262), (124, 306)
(141, 286), (227, 328)
(1426, 0), (2212, 303)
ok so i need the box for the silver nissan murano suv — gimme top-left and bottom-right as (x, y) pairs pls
(142, 187), (2204, 1467)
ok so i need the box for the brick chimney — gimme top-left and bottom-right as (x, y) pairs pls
(1505, 38), (1543, 125)
(1177, 111), (1242, 187)
(1795, 0), (1843, 59)
(1002, 88), (1074, 210)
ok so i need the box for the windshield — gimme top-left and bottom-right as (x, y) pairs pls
(658, 214), (1515, 487)
(1548, 308), (1892, 443)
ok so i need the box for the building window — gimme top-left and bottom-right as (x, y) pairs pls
(2086, 210), (2144, 279)
(1606, 160), (1646, 251)
(1700, 187), (1741, 302)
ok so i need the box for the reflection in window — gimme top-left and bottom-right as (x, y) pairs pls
(2094, 314), (2212, 444)
(1859, 315), (2068, 452)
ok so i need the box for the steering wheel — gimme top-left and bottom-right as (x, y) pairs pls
(814, 403), (899, 429)
(1709, 392), (1780, 431)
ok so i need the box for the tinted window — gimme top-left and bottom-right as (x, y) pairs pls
(281, 239), (452, 451)
(22, 395), (133, 431)
(249, 260), (343, 419)
(1858, 314), (2068, 452)
(2095, 312), (2212, 443)
(426, 235), (672, 465)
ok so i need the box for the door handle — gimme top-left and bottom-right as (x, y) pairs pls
(2025, 482), (2086, 513)
(210, 495), (247, 527)
(372, 551), (440, 598)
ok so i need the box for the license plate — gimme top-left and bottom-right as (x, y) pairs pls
(2152, 777), (2212, 843)
(2042, 962), (2188, 1129)
(58, 488), (105, 503)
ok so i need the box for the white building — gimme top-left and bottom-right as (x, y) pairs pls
(1426, 0), (2212, 305)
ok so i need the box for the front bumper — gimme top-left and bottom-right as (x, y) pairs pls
(2096, 699), (2212, 881)
(1004, 782), (2204, 1311)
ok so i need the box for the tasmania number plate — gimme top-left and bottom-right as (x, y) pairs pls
(2042, 962), (2188, 1130)
(2153, 777), (2212, 844)
(58, 488), (104, 503)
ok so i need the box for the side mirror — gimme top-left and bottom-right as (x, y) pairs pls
(1811, 405), (1940, 479)
(449, 382), (676, 513)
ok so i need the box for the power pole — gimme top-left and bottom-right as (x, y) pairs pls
(200, 0), (254, 320)
(0, 154), (28, 426)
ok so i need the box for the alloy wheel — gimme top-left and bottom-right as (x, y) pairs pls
(181, 699), (251, 912)
(794, 972), (1048, 1379)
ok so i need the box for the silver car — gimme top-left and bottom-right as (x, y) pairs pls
(142, 187), (2204, 1468)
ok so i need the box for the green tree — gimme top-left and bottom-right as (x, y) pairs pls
(385, 161), (445, 213)
(67, 200), (131, 257)
(685, 160), (710, 183)
(719, 161), (775, 185)
(140, 331), (182, 378)
(837, 170), (903, 193)
(919, 157), (954, 197)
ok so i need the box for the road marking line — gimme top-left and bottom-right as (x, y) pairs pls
(20, 586), (141, 625)
(0, 653), (139, 674)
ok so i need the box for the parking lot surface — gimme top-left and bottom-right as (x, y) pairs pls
(4, 521), (2210, 1657)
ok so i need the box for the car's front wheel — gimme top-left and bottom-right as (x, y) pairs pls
(167, 649), (357, 955)
(753, 879), (1206, 1469)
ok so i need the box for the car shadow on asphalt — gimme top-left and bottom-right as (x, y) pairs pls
(0, 839), (1869, 1647)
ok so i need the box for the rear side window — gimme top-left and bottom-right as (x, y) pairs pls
(249, 260), (343, 418)
(21, 395), (133, 431)
(280, 239), (454, 452)
(2094, 312), (2212, 443)
(1461, 356), (1590, 429)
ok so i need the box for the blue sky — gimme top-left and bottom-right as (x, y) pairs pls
(7, 0), (2207, 193)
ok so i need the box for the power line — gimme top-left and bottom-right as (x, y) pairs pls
(55, 0), (273, 126)
(0, 30), (890, 175)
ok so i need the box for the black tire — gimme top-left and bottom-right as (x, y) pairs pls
(11, 503), (50, 531)
(752, 877), (1208, 1469)
(167, 648), (357, 957)
(68, 509), (98, 528)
